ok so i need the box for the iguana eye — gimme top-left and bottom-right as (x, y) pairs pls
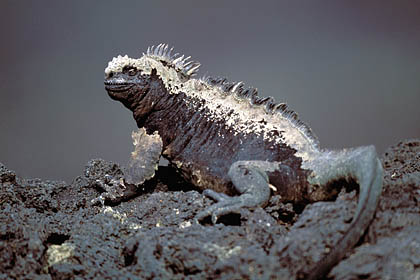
(128, 68), (137, 76)
(122, 66), (137, 76)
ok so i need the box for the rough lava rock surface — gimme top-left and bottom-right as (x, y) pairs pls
(0, 139), (419, 279)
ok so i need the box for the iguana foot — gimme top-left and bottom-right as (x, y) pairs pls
(196, 161), (273, 223)
(196, 190), (250, 223)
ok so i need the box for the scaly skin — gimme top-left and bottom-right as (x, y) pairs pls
(104, 44), (383, 279)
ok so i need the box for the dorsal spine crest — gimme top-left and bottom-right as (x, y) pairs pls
(145, 44), (201, 77)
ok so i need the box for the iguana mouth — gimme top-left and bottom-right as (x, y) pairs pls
(104, 81), (134, 92)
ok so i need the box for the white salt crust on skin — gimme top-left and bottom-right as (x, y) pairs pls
(105, 54), (321, 163)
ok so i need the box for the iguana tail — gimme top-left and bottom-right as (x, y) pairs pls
(303, 146), (383, 280)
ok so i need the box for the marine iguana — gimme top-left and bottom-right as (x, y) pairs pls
(104, 44), (383, 279)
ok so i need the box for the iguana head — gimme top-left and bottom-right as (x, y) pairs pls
(104, 61), (148, 108)
(104, 44), (200, 111)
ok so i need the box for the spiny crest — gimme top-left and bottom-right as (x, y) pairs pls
(145, 43), (201, 77)
(105, 44), (201, 78)
(202, 76), (319, 148)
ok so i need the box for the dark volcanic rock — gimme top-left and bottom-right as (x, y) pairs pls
(0, 139), (419, 279)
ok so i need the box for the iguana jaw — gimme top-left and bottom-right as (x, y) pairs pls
(105, 81), (134, 92)
(105, 83), (133, 105)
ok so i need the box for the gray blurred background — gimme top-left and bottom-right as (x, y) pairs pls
(0, 1), (419, 182)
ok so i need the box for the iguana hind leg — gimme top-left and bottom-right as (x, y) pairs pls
(196, 160), (285, 223)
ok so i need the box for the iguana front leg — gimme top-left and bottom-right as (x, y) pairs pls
(91, 128), (163, 206)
